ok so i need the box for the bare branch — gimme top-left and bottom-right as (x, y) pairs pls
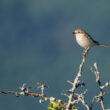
(0, 83), (66, 109)
(66, 47), (90, 110)
(100, 82), (110, 89)
(91, 62), (105, 110)
(75, 89), (90, 110)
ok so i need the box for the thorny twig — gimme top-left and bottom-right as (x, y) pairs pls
(66, 47), (90, 110)
(91, 62), (110, 110)
(74, 89), (90, 110)
(0, 83), (66, 109)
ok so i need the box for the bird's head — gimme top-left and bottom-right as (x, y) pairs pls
(73, 29), (85, 35)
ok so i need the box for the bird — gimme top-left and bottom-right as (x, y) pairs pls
(73, 29), (110, 49)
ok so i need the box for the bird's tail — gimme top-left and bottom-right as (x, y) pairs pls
(98, 44), (110, 47)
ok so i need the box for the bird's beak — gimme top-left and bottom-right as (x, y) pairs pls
(72, 32), (75, 34)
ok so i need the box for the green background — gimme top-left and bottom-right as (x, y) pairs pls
(0, 0), (110, 110)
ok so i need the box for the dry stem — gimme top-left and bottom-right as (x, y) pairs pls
(66, 47), (90, 110)
(90, 63), (110, 110)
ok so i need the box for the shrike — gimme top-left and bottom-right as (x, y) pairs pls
(73, 29), (110, 49)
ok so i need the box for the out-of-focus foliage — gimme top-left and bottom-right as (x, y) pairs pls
(48, 100), (78, 110)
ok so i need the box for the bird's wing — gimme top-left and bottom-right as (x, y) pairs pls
(86, 33), (100, 45)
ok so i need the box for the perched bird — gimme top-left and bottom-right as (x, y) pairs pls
(73, 29), (110, 49)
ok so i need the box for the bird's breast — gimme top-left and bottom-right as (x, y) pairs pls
(75, 34), (92, 48)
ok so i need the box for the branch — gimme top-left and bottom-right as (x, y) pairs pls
(71, 89), (90, 110)
(66, 47), (90, 110)
(91, 62), (110, 110)
(0, 83), (66, 109)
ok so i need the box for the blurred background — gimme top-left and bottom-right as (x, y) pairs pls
(0, 0), (110, 110)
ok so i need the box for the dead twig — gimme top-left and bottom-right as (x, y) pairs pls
(66, 47), (90, 110)
(90, 63), (110, 110)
